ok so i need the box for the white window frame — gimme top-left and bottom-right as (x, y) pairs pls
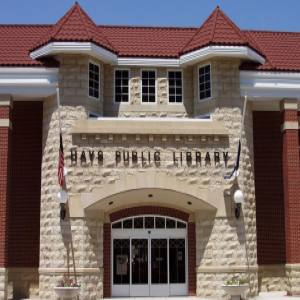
(88, 60), (100, 101)
(114, 68), (130, 104)
(140, 69), (157, 105)
(167, 69), (184, 105)
(198, 63), (212, 102)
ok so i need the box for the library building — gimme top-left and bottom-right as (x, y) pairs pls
(0, 2), (300, 299)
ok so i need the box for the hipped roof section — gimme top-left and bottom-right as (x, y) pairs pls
(180, 7), (264, 57)
(30, 2), (117, 54)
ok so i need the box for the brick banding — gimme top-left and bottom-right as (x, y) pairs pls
(109, 206), (189, 222)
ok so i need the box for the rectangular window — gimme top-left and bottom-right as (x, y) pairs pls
(115, 70), (130, 103)
(89, 62), (100, 99)
(199, 65), (211, 101)
(141, 70), (156, 103)
(168, 71), (183, 103)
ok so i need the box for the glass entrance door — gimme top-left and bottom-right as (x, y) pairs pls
(130, 238), (149, 296)
(150, 238), (169, 296)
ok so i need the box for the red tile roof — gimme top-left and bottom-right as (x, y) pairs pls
(240, 30), (300, 71)
(100, 26), (196, 58)
(0, 25), (59, 67)
(0, 3), (300, 71)
(30, 2), (116, 53)
(180, 7), (263, 57)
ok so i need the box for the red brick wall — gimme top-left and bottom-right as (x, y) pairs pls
(103, 223), (111, 298)
(8, 101), (43, 267)
(281, 109), (300, 264)
(109, 206), (189, 222)
(253, 111), (286, 264)
(188, 222), (196, 296)
(0, 106), (12, 267)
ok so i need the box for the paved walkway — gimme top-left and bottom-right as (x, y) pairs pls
(109, 292), (300, 300)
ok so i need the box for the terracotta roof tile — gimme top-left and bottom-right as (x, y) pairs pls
(0, 25), (59, 66)
(30, 2), (116, 53)
(0, 4), (300, 71)
(241, 30), (300, 71)
(100, 26), (196, 58)
(180, 7), (262, 56)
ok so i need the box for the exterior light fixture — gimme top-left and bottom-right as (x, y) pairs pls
(57, 190), (68, 220)
(233, 189), (244, 219)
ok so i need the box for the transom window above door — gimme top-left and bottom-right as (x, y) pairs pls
(111, 216), (186, 229)
(141, 70), (156, 103)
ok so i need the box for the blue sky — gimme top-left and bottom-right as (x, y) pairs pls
(1, 0), (299, 32)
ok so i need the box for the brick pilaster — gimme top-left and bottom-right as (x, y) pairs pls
(103, 223), (111, 298)
(0, 95), (13, 300)
(280, 98), (300, 264)
(188, 222), (196, 296)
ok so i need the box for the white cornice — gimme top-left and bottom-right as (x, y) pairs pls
(0, 67), (59, 100)
(30, 42), (118, 64)
(117, 58), (180, 67)
(240, 71), (300, 99)
(30, 42), (265, 67)
(180, 45), (265, 65)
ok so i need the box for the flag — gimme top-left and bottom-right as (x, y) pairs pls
(58, 133), (64, 187)
(223, 140), (241, 179)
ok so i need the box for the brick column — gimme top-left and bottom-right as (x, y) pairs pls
(0, 95), (13, 300)
(103, 223), (111, 298)
(188, 222), (196, 296)
(280, 98), (300, 296)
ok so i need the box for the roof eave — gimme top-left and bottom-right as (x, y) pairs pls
(30, 41), (118, 64)
(180, 45), (265, 66)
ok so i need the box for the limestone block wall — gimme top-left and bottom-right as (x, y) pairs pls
(8, 268), (39, 299)
(56, 54), (104, 115)
(39, 55), (259, 299)
(103, 65), (194, 117)
(192, 58), (258, 298)
(258, 265), (288, 292)
(39, 54), (105, 300)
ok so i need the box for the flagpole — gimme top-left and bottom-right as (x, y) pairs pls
(56, 84), (62, 134)
(239, 91), (248, 146)
(223, 91), (248, 179)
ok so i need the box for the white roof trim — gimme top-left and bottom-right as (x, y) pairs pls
(240, 71), (300, 99)
(29, 42), (265, 67)
(0, 67), (59, 100)
(180, 45), (265, 65)
(118, 58), (180, 67)
(30, 42), (118, 64)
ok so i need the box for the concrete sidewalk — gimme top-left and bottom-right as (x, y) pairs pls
(255, 291), (300, 299)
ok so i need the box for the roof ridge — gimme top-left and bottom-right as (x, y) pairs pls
(210, 7), (219, 43)
(51, 4), (77, 41)
(179, 7), (217, 54)
(217, 8), (247, 43)
(76, 4), (92, 40)
(98, 24), (198, 30)
(75, 2), (116, 51)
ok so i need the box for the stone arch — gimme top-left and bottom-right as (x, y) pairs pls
(109, 206), (189, 222)
(80, 170), (230, 216)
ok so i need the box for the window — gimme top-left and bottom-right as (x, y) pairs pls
(194, 113), (212, 120)
(168, 70), (183, 103)
(115, 70), (130, 103)
(198, 64), (211, 100)
(141, 70), (156, 103)
(89, 62), (100, 99)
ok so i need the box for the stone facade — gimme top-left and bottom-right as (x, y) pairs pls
(36, 53), (259, 299)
